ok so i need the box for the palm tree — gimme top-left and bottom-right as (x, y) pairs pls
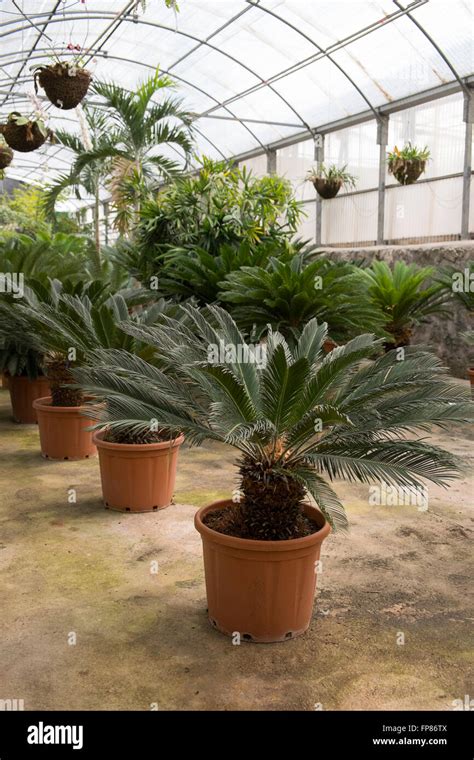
(73, 306), (472, 539)
(45, 70), (194, 239)
(43, 107), (110, 257)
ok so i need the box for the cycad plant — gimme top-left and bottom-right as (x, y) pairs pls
(157, 238), (311, 304)
(4, 285), (175, 406)
(437, 262), (474, 313)
(73, 306), (472, 539)
(0, 277), (106, 382)
(0, 229), (97, 282)
(356, 260), (450, 350)
(219, 254), (386, 342)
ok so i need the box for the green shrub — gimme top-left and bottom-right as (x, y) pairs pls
(219, 255), (385, 343)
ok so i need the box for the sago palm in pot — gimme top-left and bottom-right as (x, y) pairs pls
(356, 260), (450, 350)
(73, 305), (473, 641)
(6, 287), (173, 460)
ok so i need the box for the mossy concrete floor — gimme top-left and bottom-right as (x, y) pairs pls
(0, 388), (472, 711)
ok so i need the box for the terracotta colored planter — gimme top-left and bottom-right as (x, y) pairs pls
(8, 375), (50, 424)
(33, 396), (97, 460)
(468, 368), (474, 395)
(195, 499), (331, 643)
(93, 430), (185, 512)
(323, 338), (338, 354)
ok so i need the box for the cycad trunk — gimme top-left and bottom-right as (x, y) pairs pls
(45, 358), (84, 407)
(238, 456), (306, 540)
(384, 324), (412, 352)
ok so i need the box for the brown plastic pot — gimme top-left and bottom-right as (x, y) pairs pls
(33, 396), (97, 460)
(195, 499), (331, 643)
(8, 375), (50, 424)
(93, 430), (185, 512)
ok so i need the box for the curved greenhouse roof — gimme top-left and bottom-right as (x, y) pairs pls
(0, 0), (473, 190)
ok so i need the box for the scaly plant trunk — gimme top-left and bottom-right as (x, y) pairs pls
(384, 324), (412, 352)
(238, 455), (306, 540)
(45, 356), (84, 407)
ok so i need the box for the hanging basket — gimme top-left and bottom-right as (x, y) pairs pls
(311, 177), (343, 199)
(34, 63), (92, 110)
(0, 145), (13, 169)
(0, 120), (48, 153)
(389, 158), (426, 186)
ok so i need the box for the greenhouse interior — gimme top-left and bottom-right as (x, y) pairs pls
(0, 0), (473, 731)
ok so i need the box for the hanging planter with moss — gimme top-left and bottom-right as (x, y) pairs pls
(0, 113), (52, 153)
(307, 163), (357, 199)
(387, 142), (430, 185)
(33, 60), (92, 110)
(0, 139), (13, 171)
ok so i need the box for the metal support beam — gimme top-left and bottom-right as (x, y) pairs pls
(266, 149), (277, 175)
(462, 89), (473, 239)
(376, 115), (389, 246)
(314, 133), (324, 246)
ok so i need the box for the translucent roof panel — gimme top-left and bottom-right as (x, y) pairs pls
(0, 0), (472, 190)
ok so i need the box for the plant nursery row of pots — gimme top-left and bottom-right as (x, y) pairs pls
(2, 293), (473, 645)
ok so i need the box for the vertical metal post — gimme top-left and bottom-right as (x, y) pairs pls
(103, 202), (109, 246)
(266, 148), (277, 175)
(314, 133), (324, 246)
(376, 115), (389, 245)
(461, 89), (473, 240)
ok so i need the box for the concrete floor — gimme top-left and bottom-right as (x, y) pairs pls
(0, 387), (472, 711)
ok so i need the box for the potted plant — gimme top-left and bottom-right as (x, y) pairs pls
(11, 287), (177, 462)
(356, 260), (450, 351)
(306, 164), (356, 199)
(0, 112), (52, 153)
(462, 331), (474, 394)
(219, 254), (385, 345)
(73, 305), (472, 642)
(91, 426), (185, 513)
(387, 142), (430, 185)
(0, 137), (13, 175)
(0, 338), (49, 424)
(32, 49), (92, 110)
